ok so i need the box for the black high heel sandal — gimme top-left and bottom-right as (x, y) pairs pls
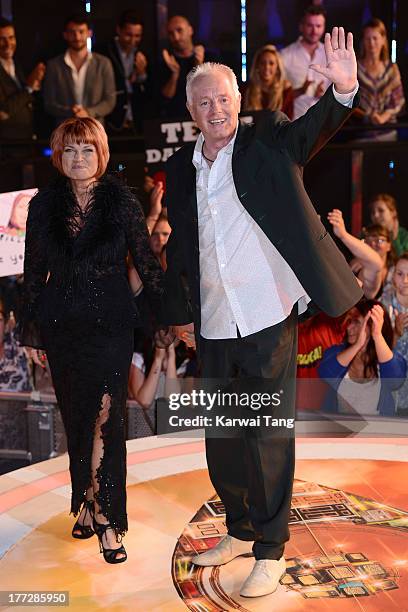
(71, 499), (95, 539)
(93, 518), (127, 564)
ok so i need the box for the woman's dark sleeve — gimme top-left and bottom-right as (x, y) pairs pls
(124, 191), (165, 317)
(19, 193), (48, 349)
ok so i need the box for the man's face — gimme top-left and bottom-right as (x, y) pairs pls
(300, 15), (325, 45)
(63, 22), (91, 52)
(117, 23), (143, 52)
(0, 26), (16, 60)
(167, 17), (193, 54)
(188, 71), (241, 146)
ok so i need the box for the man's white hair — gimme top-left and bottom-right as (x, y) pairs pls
(186, 62), (239, 106)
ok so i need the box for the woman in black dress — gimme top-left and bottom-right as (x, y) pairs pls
(21, 117), (164, 563)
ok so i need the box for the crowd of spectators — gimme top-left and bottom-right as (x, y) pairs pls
(0, 4), (407, 441)
(0, 6), (406, 143)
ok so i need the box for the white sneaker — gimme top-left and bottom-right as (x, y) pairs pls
(191, 535), (253, 567)
(239, 556), (286, 597)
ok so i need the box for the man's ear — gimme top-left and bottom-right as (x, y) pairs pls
(237, 92), (242, 113)
(187, 103), (195, 120)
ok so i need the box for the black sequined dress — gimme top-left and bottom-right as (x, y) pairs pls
(20, 174), (164, 536)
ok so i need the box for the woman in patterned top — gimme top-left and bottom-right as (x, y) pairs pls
(357, 18), (405, 141)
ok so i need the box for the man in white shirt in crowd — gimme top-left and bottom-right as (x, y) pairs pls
(281, 6), (331, 119)
(43, 13), (115, 126)
(160, 27), (362, 598)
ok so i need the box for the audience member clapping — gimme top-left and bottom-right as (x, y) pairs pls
(43, 13), (116, 126)
(128, 338), (187, 409)
(0, 17), (45, 142)
(318, 299), (406, 416)
(361, 224), (395, 295)
(327, 208), (383, 298)
(368, 193), (408, 256)
(380, 252), (408, 415)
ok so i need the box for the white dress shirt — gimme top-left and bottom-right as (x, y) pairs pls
(0, 57), (20, 85)
(281, 38), (331, 119)
(64, 51), (92, 105)
(193, 85), (357, 340)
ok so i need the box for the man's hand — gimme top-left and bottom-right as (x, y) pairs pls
(310, 26), (357, 94)
(162, 49), (180, 75)
(26, 62), (46, 90)
(327, 209), (348, 240)
(133, 51), (148, 78)
(315, 80), (326, 98)
(72, 104), (89, 118)
(194, 44), (205, 65)
(173, 323), (196, 349)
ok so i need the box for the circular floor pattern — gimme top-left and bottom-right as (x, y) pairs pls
(0, 436), (407, 611)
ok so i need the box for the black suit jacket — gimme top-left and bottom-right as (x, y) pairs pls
(0, 61), (33, 139)
(96, 40), (153, 130)
(162, 87), (363, 348)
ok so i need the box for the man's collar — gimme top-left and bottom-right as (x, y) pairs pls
(114, 37), (135, 57)
(64, 49), (92, 69)
(193, 124), (239, 167)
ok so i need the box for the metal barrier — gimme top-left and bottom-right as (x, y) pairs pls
(0, 391), (157, 465)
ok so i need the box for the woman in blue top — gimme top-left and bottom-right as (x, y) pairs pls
(318, 299), (406, 416)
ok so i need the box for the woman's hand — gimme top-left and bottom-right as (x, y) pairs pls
(27, 348), (47, 369)
(355, 312), (370, 350)
(153, 347), (166, 363)
(394, 311), (408, 337)
(327, 209), (348, 241)
(149, 181), (164, 216)
(370, 304), (384, 339)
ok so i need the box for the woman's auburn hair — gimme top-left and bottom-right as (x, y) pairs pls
(244, 44), (286, 112)
(50, 117), (110, 179)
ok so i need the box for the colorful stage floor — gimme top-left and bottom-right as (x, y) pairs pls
(0, 435), (407, 611)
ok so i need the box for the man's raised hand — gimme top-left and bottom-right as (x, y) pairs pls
(310, 26), (357, 94)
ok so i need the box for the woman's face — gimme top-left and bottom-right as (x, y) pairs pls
(393, 259), (408, 296)
(363, 27), (385, 59)
(150, 220), (171, 256)
(346, 309), (370, 345)
(364, 232), (391, 259)
(257, 51), (278, 84)
(370, 200), (396, 231)
(61, 141), (99, 181)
